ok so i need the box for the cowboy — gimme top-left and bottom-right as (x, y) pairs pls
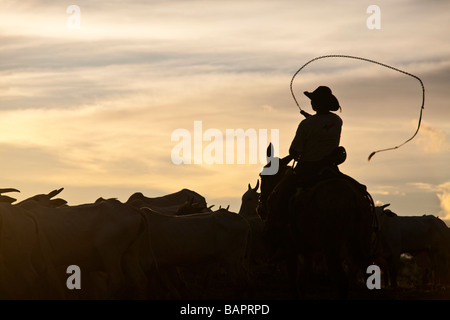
(266, 86), (345, 210)
(289, 86), (344, 187)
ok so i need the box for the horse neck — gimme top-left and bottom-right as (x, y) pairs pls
(238, 200), (259, 218)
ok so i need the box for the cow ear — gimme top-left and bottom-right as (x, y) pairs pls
(95, 197), (105, 204)
(48, 188), (64, 199)
(0, 195), (17, 204)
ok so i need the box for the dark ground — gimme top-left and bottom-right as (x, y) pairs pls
(149, 260), (450, 301)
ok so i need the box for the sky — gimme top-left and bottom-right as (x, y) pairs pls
(1, 0), (449, 222)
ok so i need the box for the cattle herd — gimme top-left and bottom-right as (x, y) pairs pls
(0, 184), (449, 300)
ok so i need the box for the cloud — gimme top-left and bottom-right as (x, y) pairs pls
(0, 75), (281, 207)
(436, 182), (450, 219)
(403, 182), (450, 219)
(408, 182), (436, 192)
(414, 123), (449, 153)
(262, 104), (275, 113)
(368, 185), (406, 197)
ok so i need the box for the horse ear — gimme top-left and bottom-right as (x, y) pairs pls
(254, 180), (260, 191)
(265, 143), (274, 167)
(266, 143), (273, 159)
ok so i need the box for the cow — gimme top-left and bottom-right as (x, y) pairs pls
(141, 207), (251, 299)
(0, 202), (64, 299)
(126, 189), (210, 215)
(16, 198), (152, 299)
(374, 204), (449, 288)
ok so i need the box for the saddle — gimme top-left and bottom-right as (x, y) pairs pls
(291, 168), (370, 210)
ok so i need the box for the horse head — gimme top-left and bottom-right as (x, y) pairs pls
(256, 143), (293, 221)
(238, 180), (260, 217)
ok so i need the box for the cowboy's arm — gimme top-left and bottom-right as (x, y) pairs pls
(289, 146), (300, 160)
(289, 124), (305, 160)
(300, 110), (312, 118)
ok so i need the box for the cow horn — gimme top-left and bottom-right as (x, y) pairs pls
(381, 203), (391, 209)
(248, 183), (251, 190)
(0, 188), (20, 194)
(226, 205), (230, 210)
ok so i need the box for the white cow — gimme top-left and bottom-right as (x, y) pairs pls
(0, 203), (64, 299)
(17, 199), (152, 299)
(374, 204), (449, 288)
(141, 207), (251, 298)
(127, 188), (210, 215)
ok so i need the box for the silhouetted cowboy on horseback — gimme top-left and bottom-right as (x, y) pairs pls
(259, 86), (345, 240)
(267, 86), (347, 210)
(258, 85), (373, 264)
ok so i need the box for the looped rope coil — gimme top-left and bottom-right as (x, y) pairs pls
(290, 54), (425, 161)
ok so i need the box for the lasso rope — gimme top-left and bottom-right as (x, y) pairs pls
(290, 54), (425, 161)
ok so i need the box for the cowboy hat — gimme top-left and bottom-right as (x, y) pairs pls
(304, 86), (340, 111)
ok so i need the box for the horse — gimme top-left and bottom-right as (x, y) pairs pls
(256, 147), (376, 298)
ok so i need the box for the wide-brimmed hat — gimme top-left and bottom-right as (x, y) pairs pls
(304, 86), (340, 111)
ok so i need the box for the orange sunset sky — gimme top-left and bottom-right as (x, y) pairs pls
(1, 0), (449, 222)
